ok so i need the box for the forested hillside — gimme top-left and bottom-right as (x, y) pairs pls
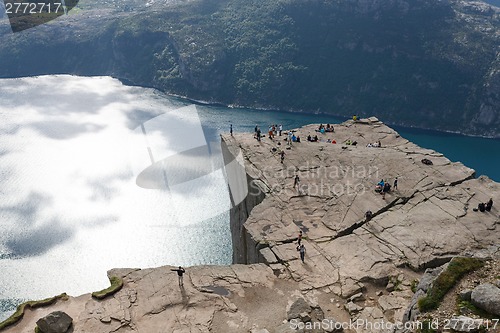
(0, 0), (499, 136)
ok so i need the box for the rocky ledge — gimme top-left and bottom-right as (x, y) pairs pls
(2, 118), (499, 333)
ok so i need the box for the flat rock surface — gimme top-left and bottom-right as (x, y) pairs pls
(4, 119), (499, 333)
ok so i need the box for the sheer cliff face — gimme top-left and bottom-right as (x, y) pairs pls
(0, 0), (499, 137)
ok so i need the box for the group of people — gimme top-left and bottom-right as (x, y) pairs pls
(287, 131), (301, 143)
(317, 124), (335, 133)
(366, 141), (382, 148)
(375, 178), (398, 199)
(474, 198), (493, 212)
(307, 134), (319, 142)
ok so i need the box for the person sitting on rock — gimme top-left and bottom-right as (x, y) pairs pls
(307, 134), (312, 142)
(485, 198), (493, 211)
(296, 136), (301, 143)
(313, 135), (318, 142)
(478, 202), (486, 212)
(375, 179), (384, 192)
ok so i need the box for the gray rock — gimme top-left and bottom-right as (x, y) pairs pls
(386, 282), (395, 292)
(449, 316), (483, 332)
(415, 266), (444, 293)
(344, 301), (363, 314)
(259, 247), (278, 264)
(495, 280), (500, 289)
(471, 283), (500, 316)
(349, 292), (364, 302)
(459, 289), (472, 301)
(287, 298), (312, 320)
(36, 311), (73, 333)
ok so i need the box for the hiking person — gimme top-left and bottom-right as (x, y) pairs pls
(393, 177), (398, 190)
(171, 266), (186, 286)
(297, 230), (303, 245)
(293, 175), (300, 188)
(280, 150), (285, 163)
(297, 244), (305, 263)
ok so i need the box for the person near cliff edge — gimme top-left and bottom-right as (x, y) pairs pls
(230, 124), (233, 136)
(171, 266), (186, 286)
(297, 244), (306, 263)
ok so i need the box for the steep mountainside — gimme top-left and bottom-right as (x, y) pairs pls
(0, 0), (499, 137)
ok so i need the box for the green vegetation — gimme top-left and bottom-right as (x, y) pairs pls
(418, 257), (484, 312)
(0, 0), (498, 136)
(92, 276), (123, 300)
(0, 293), (68, 331)
(457, 299), (498, 320)
(411, 279), (419, 293)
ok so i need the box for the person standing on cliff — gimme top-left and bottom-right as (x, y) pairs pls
(293, 175), (300, 189)
(171, 266), (186, 286)
(230, 124), (233, 136)
(297, 244), (306, 263)
(297, 230), (303, 245)
(279, 124), (283, 136)
(393, 177), (398, 190)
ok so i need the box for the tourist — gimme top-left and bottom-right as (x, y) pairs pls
(279, 124), (283, 136)
(171, 266), (186, 286)
(486, 198), (493, 211)
(294, 175), (300, 189)
(288, 131), (293, 145)
(257, 128), (261, 141)
(375, 179), (384, 193)
(230, 124), (233, 136)
(280, 150), (285, 163)
(269, 126), (274, 139)
(307, 134), (312, 142)
(382, 182), (391, 199)
(297, 244), (306, 263)
(297, 230), (303, 245)
(393, 177), (398, 190)
(314, 135), (318, 142)
(296, 136), (301, 143)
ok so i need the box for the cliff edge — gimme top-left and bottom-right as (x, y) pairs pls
(2, 118), (499, 333)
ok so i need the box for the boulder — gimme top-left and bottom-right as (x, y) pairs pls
(36, 311), (73, 333)
(459, 289), (472, 301)
(287, 298), (312, 320)
(344, 301), (363, 314)
(471, 283), (500, 316)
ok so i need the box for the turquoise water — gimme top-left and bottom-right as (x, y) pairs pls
(392, 126), (500, 182)
(194, 104), (500, 181)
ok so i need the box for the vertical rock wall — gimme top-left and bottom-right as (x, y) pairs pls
(221, 137), (266, 264)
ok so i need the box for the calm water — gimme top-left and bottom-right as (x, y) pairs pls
(0, 75), (498, 322)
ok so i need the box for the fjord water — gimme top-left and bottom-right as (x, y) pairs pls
(0, 76), (498, 322)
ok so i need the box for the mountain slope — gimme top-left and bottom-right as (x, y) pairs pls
(0, 0), (499, 137)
